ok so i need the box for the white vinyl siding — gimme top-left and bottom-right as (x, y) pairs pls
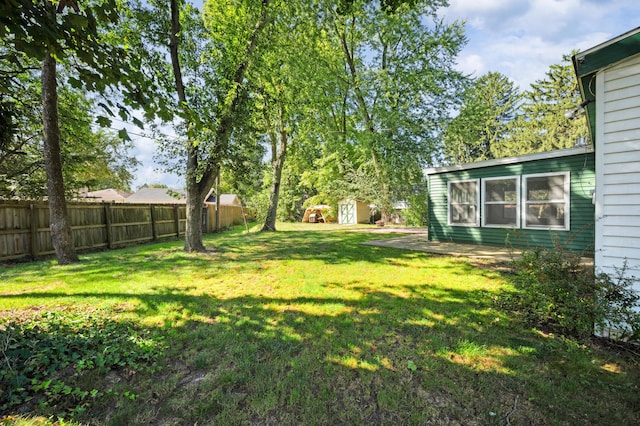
(482, 177), (520, 228)
(595, 53), (640, 282)
(448, 180), (479, 226)
(522, 172), (570, 230)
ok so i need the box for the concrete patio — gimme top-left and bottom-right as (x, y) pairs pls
(361, 233), (521, 263)
(361, 229), (594, 267)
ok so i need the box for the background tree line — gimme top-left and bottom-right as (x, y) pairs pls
(1, 0), (588, 264)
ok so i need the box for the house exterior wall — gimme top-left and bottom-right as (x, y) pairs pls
(428, 151), (595, 252)
(595, 53), (640, 281)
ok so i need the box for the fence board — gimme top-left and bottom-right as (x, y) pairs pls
(205, 204), (244, 232)
(0, 200), (227, 262)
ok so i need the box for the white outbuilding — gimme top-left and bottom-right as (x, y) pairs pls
(338, 199), (370, 225)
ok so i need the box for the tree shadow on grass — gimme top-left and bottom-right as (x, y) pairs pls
(2, 283), (639, 425)
(0, 230), (435, 290)
(1, 229), (638, 424)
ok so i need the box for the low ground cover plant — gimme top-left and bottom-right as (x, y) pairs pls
(1, 224), (639, 425)
(1, 312), (164, 417)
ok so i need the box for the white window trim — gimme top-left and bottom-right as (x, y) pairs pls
(447, 179), (480, 227)
(481, 176), (521, 228)
(521, 171), (570, 231)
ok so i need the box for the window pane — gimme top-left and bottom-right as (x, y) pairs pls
(525, 203), (565, 227)
(449, 180), (478, 225)
(485, 204), (517, 226)
(527, 175), (565, 201)
(485, 179), (517, 202)
(451, 204), (477, 224)
(451, 181), (477, 203)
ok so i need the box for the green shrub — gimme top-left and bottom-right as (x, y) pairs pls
(595, 262), (640, 342)
(403, 192), (428, 227)
(500, 245), (640, 342)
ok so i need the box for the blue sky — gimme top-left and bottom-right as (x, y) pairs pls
(441, 0), (640, 89)
(131, 0), (640, 189)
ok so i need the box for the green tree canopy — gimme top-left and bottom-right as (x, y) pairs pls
(496, 53), (590, 158)
(319, 0), (467, 220)
(443, 71), (520, 164)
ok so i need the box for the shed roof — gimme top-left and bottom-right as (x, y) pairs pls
(205, 194), (242, 206)
(424, 146), (593, 176)
(572, 27), (640, 142)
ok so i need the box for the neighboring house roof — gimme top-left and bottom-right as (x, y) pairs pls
(424, 146), (593, 175)
(125, 188), (186, 204)
(572, 26), (640, 143)
(205, 194), (242, 206)
(82, 188), (131, 202)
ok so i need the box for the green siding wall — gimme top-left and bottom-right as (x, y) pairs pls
(427, 152), (595, 253)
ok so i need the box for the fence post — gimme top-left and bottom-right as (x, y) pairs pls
(150, 205), (158, 240)
(104, 204), (113, 249)
(30, 204), (39, 258)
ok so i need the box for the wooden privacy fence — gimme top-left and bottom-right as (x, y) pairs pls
(0, 201), (244, 262)
(206, 205), (246, 231)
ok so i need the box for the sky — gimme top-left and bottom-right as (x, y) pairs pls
(129, 0), (640, 190)
(440, 0), (640, 89)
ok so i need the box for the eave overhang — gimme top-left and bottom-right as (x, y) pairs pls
(572, 27), (640, 143)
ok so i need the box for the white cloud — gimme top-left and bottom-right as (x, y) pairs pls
(446, 0), (531, 31)
(456, 53), (486, 77)
(442, 0), (640, 89)
(132, 161), (182, 191)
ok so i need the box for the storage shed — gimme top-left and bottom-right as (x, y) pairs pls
(425, 147), (595, 252)
(338, 199), (370, 225)
(573, 27), (640, 284)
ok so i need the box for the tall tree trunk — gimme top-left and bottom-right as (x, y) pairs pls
(184, 151), (206, 252)
(170, 0), (271, 249)
(41, 53), (79, 264)
(370, 149), (391, 222)
(215, 171), (221, 233)
(169, 0), (205, 252)
(261, 103), (287, 232)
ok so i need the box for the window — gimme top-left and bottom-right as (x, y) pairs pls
(522, 172), (570, 230)
(448, 179), (479, 226)
(482, 177), (520, 227)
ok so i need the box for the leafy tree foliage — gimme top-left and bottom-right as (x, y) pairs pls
(318, 0), (467, 220)
(0, 75), (138, 199)
(2, 0), (149, 264)
(443, 72), (520, 164)
(497, 53), (590, 158)
(237, 0), (467, 226)
(122, 0), (272, 250)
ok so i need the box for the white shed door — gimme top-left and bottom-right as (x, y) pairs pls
(340, 203), (355, 224)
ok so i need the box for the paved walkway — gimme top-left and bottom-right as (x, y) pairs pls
(361, 230), (594, 266)
(362, 233), (520, 263)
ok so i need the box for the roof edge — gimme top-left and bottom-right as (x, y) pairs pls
(574, 26), (640, 71)
(574, 27), (640, 78)
(424, 146), (593, 176)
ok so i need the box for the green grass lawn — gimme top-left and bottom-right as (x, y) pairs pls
(1, 223), (639, 425)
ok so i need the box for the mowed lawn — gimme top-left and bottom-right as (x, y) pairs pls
(1, 224), (639, 425)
